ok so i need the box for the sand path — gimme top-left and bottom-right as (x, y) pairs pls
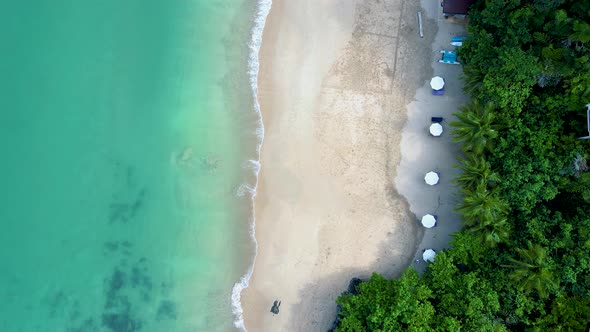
(396, 0), (468, 271)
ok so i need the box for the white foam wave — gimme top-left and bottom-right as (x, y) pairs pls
(231, 0), (271, 331)
(255, 126), (264, 140)
(242, 159), (261, 173)
(235, 183), (256, 198)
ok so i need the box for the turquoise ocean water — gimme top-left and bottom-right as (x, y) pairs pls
(0, 1), (269, 331)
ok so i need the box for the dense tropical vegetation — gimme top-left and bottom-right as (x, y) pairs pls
(333, 0), (590, 330)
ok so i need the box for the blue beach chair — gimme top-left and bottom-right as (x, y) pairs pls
(432, 87), (445, 95)
(438, 50), (460, 65)
(450, 36), (468, 47)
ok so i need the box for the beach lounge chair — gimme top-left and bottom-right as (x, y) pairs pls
(438, 50), (460, 65)
(431, 117), (444, 123)
(432, 87), (445, 96)
(450, 36), (468, 47)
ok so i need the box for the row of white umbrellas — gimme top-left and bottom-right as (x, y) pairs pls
(422, 74), (443, 261)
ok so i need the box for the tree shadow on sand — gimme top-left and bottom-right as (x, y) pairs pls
(283, 215), (421, 331)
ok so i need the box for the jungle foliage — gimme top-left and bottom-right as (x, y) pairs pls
(334, 0), (590, 330)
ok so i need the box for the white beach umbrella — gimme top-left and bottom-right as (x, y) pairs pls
(421, 214), (436, 228)
(423, 249), (436, 262)
(424, 171), (439, 185)
(430, 76), (445, 90)
(429, 123), (443, 136)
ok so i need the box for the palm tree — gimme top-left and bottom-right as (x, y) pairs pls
(467, 216), (510, 248)
(457, 184), (509, 225)
(506, 242), (557, 298)
(461, 64), (484, 96)
(455, 154), (501, 190)
(450, 101), (502, 155)
(570, 20), (590, 45)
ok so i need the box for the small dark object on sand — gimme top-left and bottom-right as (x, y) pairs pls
(270, 300), (281, 315)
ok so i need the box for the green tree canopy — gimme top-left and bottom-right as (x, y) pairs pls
(506, 242), (558, 298)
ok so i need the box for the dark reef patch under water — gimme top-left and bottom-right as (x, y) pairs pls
(55, 242), (179, 332)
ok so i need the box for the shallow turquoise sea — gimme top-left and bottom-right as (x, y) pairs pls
(0, 1), (261, 331)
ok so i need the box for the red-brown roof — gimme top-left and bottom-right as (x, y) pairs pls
(442, 0), (476, 15)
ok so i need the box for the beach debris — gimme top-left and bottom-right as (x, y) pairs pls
(423, 249), (436, 262)
(424, 172), (440, 185)
(429, 123), (443, 136)
(421, 214), (437, 228)
(270, 300), (281, 315)
(417, 12), (424, 38)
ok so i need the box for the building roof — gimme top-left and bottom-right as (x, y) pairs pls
(442, 0), (476, 15)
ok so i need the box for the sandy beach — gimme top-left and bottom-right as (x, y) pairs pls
(241, 0), (464, 330)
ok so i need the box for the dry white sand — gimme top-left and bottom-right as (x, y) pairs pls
(241, 0), (446, 331)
